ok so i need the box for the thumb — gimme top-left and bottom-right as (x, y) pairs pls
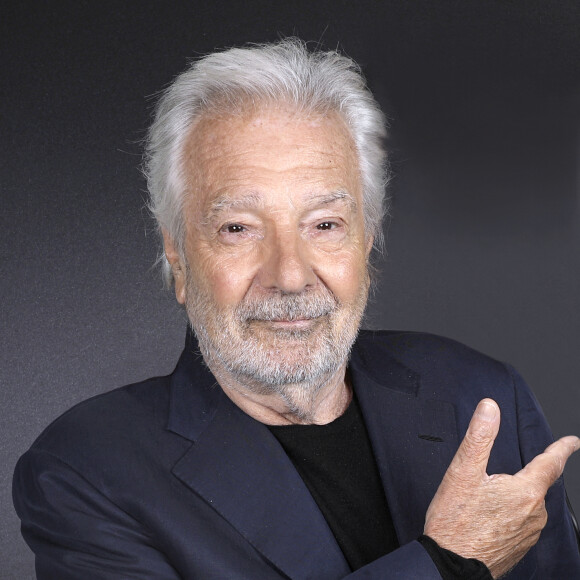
(446, 399), (501, 482)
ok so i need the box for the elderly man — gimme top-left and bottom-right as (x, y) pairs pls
(14, 39), (580, 579)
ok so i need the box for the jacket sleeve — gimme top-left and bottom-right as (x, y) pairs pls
(509, 365), (580, 577)
(346, 542), (443, 578)
(13, 449), (183, 580)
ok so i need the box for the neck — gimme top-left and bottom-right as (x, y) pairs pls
(209, 363), (352, 425)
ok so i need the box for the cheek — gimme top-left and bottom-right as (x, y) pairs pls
(191, 247), (259, 307)
(316, 249), (369, 302)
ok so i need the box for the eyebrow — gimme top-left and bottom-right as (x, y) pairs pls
(306, 190), (358, 211)
(204, 192), (265, 223)
(204, 189), (358, 223)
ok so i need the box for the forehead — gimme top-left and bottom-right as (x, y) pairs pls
(181, 105), (361, 211)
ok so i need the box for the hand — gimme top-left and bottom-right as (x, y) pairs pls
(424, 398), (579, 579)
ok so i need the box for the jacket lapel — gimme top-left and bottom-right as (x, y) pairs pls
(166, 329), (459, 573)
(167, 330), (349, 580)
(350, 335), (459, 545)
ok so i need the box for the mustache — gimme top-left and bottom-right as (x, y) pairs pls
(236, 290), (338, 322)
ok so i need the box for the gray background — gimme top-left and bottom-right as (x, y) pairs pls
(2, 1), (579, 577)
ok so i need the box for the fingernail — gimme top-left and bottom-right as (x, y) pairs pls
(476, 401), (497, 422)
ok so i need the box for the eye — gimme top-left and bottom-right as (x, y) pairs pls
(222, 224), (246, 233)
(308, 218), (346, 246)
(316, 221), (337, 231)
(217, 221), (260, 245)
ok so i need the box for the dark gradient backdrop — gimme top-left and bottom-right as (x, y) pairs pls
(2, 1), (579, 577)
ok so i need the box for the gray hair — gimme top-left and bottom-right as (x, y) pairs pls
(144, 38), (389, 285)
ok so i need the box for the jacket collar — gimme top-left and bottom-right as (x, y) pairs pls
(166, 327), (222, 442)
(167, 328), (350, 578)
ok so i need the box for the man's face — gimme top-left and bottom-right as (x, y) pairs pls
(168, 105), (372, 398)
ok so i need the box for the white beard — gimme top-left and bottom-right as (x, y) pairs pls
(185, 273), (369, 408)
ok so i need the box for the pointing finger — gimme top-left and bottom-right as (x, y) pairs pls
(445, 399), (501, 482)
(516, 435), (580, 492)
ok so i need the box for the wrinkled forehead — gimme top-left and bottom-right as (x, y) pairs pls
(180, 102), (362, 213)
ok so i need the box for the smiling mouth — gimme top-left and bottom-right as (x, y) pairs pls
(251, 317), (323, 330)
(270, 318), (314, 326)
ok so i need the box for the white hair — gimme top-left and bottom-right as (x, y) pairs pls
(144, 38), (389, 284)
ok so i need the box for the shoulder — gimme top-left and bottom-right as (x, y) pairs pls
(353, 330), (525, 418)
(19, 374), (187, 485)
(352, 330), (556, 471)
(34, 375), (170, 444)
(355, 329), (509, 378)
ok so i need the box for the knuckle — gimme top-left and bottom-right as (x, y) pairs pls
(533, 452), (564, 483)
(550, 453), (564, 476)
(461, 431), (492, 459)
(539, 458), (561, 484)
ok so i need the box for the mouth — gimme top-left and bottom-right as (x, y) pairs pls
(268, 318), (316, 328)
(250, 316), (323, 331)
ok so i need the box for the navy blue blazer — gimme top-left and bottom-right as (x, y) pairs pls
(13, 330), (580, 579)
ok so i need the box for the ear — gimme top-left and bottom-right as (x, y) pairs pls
(162, 229), (186, 305)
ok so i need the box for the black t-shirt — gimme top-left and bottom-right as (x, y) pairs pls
(269, 392), (492, 579)
(270, 389), (396, 569)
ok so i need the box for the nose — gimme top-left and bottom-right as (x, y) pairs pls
(257, 231), (317, 293)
